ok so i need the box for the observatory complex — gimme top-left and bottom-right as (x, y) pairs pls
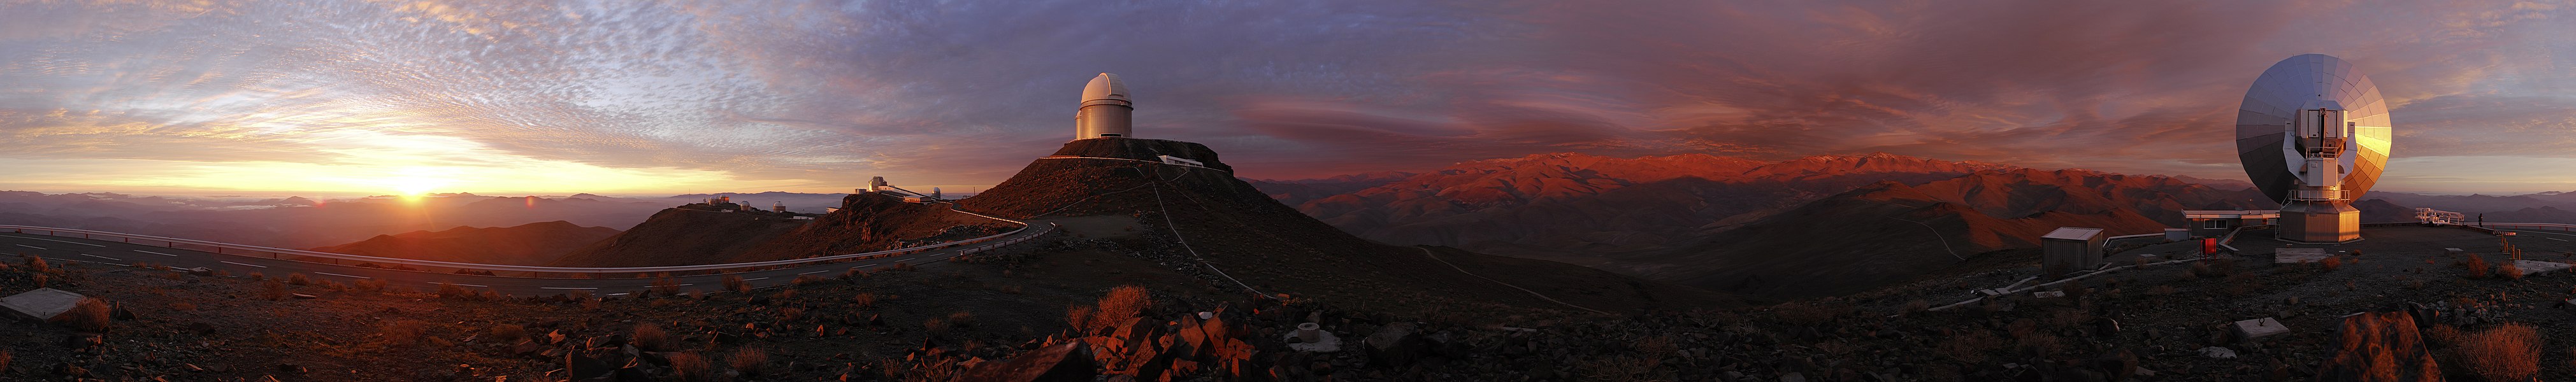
(2235, 53), (2393, 244)
(1073, 73), (1133, 141)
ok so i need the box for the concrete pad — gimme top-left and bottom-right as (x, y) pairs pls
(2510, 260), (2572, 276)
(2231, 317), (2289, 341)
(1, 288), (85, 322)
(2275, 248), (2331, 264)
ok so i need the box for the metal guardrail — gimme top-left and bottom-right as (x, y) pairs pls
(2474, 222), (2576, 232)
(0, 206), (1048, 274)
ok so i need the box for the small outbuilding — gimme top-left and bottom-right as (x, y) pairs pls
(2184, 210), (2280, 237)
(2042, 227), (2107, 279)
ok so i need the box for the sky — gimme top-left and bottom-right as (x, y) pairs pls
(0, 0), (2571, 197)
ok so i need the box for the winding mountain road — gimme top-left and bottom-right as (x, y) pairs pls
(0, 221), (1054, 297)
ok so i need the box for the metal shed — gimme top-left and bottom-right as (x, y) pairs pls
(2041, 227), (2107, 278)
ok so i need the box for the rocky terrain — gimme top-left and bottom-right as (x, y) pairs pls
(305, 221), (621, 265)
(13, 223), (2576, 381)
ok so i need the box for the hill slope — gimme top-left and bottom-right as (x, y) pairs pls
(960, 138), (1740, 313)
(545, 208), (812, 267)
(305, 221), (619, 265)
(1622, 168), (2271, 300)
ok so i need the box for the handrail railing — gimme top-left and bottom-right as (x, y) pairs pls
(2473, 222), (2576, 232)
(0, 205), (1046, 274)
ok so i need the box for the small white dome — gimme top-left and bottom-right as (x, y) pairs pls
(1082, 73), (1130, 106)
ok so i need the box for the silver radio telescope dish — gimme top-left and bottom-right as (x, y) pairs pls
(2235, 53), (2391, 202)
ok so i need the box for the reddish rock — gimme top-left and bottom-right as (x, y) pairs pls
(953, 343), (1098, 382)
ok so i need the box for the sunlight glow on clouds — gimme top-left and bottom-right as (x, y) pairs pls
(0, 0), (2570, 195)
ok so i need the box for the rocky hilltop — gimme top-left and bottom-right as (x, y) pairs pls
(961, 138), (1742, 313)
(305, 221), (619, 265)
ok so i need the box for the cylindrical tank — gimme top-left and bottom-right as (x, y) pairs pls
(1076, 73), (1133, 140)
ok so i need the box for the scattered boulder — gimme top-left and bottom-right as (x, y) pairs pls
(2198, 346), (2238, 359)
(1364, 322), (1430, 367)
(2313, 311), (2441, 381)
(2230, 317), (2288, 341)
(953, 343), (1098, 382)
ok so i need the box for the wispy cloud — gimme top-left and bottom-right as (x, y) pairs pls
(0, 0), (2569, 195)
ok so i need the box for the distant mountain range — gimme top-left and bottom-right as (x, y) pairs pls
(1247, 152), (2494, 300)
(0, 190), (870, 250)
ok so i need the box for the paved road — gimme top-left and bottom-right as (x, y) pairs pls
(0, 223), (1052, 297)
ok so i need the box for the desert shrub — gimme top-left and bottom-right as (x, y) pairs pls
(1066, 306), (1095, 334)
(32, 274), (45, 288)
(2500, 262), (2524, 280)
(25, 255), (47, 272)
(1937, 330), (2004, 363)
(50, 298), (111, 332)
(722, 275), (748, 293)
(479, 290), (502, 301)
(923, 318), (951, 335)
(651, 278), (682, 295)
(1773, 300), (1855, 325)
(379, 320), (427, 346)
(1091, 286), (1152, 332)
(688, 290), (705, 300)
(248, 272), (265, 281)
(437, 283), (472, 300)
(168, 302), (196, 311)
(793, 274), (824, 285)
(852, 293), (877, 308)
(260, 279), (289, 301)
(287, 273), (311, 286)
(489, 324), (528, 343)
(2466, 254), (2491, 278)
(947, 311), (975, 328)
(2321, 256), (2343, 271)
(582, 297), (601, 310)
(0, 350), (9, 372)
(2424, 325), (2463, 346)
(731, 346), (769, 376)
(634, 323), (670, 351)
(2062, 282), (2091, 301)
(2189, 262), (2215, 278)
(1900, 300), (1932, 316)
(886, 261), (917, 271)
(570, 290), (593, 301)
(779, 308), (806, 322)
(668, 352), (713, 381)
(777, 289), (798, 300)
(2456, 323), (2540, 381)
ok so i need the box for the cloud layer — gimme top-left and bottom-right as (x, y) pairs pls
(0, 0), (2570, 195)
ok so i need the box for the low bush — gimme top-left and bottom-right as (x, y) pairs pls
(2321, 256), (2343, 271)
(731, 346), (769, 376)
(2457, 323), (2540, 381)
(793, 274), (824, 285)
(25, 255), (47, 272)
(2500, 262), (2524, 280)
(489, 324), (528, 343)
(287, 273), (311, 286)
(650, 278), (681, 295)
(437, 283), (472, 300)
(379, 320), (428, 347)
(852, 293), (877, 308)
(721, 275), (748, 293)
(50, 298), (111, 332)
(634, 323), (669, 351)
(2466, 254), (2491, 278)
(668, 352), (712, 381)
(260, 280), (289, 301)
(947, 311), (975, 328)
